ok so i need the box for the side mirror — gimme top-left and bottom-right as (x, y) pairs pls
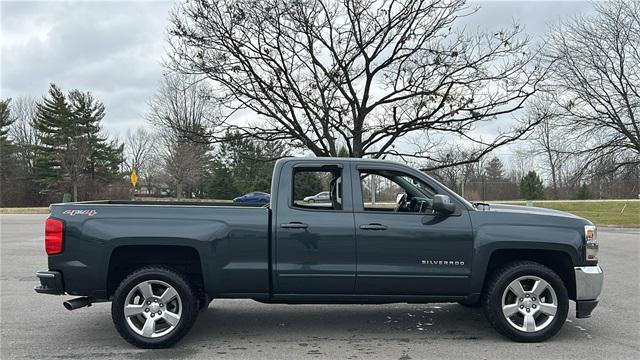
(433, 194), (456, 214)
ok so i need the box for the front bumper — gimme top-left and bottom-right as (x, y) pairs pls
(574, 265), (603, 318)
(34, 270), (65, 295)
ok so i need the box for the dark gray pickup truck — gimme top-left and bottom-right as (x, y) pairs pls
(35, 157), (603, 348)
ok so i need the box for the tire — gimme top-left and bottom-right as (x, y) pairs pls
(111, 266), (199, 348)
(308, 199), (315, 203)
(482, 261), (568, 342)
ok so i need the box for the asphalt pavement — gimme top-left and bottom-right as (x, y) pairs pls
(1, 214), (638, 359)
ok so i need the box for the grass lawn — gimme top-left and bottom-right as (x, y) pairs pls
(498, 200), (640, 228)
(0, 207), (49, 214)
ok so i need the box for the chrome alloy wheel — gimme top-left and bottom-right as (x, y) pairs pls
(501, 276), (558, 332)
(124, 280), (182, 338)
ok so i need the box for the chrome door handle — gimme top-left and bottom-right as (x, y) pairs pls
(280, 222), (309, 229)
(359, 223), (388, 231)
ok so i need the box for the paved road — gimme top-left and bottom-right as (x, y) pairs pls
(1, 214), (638, 359)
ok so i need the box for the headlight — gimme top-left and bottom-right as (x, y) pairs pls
(585, 225), (598, 262)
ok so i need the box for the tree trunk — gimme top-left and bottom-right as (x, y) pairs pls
(73, 182), (78, 202)
(176, 182), (183, 199)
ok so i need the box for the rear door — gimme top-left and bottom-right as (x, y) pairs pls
(273, 162), (356, 294)
(352, 164), (473, 296)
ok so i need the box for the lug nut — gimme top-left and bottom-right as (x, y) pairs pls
(532, 304), (537, 309)
(151, 313), (155, 317)
(525, 294), (530, 298)
(160, 303), (164, 307)
(526, 308), (530, 313)
(158, 311), (162, 315)
(519, 298), (523, 302)
(532, 297), (536, 301)
(154, 299), (158, 302)
(147, 301), (151, 305)
(145, 308), (149, 312)
(520, 305), (524, 309)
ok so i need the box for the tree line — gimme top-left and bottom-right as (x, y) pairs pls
(1, 0), (638, 206)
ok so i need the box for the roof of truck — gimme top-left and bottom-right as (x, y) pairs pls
(278, 157), (408, 166)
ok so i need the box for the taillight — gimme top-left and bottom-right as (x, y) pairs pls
(45, 218), (64, 255)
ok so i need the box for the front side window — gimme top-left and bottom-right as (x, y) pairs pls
(359, 170), (437, 213)
(292, 168), (343, 210)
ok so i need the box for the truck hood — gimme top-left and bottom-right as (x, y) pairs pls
(478, 203), (583, 220)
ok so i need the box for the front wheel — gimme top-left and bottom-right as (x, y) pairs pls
(111, 266), (199, 348)
(483, 261), (568, 342)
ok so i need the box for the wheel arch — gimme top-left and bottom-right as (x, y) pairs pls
(106, 245), (205, 299)
(474, 248), (577, 301)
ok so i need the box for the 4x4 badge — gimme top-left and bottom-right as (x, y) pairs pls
(63, 209), (97, 217)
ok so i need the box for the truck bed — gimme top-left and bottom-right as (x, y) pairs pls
(48, 202), (272, 299)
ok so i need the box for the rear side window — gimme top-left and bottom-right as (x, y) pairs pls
(292, 168), (343, 210)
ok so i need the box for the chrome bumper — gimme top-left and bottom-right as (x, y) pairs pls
(574, 265), (603, 300)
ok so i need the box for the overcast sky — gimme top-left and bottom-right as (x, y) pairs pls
(1, 0), (595, 139)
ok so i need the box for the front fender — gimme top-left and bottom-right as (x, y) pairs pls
(470, 224), (583, 294)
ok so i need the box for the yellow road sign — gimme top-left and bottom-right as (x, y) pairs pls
(130, 168), (138, 187)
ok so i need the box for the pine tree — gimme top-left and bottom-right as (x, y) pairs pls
(33, 84), (123, 201)
(519, 171), (545, 200)
(0, 99), (13, 139)
(575, 184), (593, 200)
(33, 84), (73, 187)
(68, 90), (123, 183)
(484, 157), (505, 181)
(337, 146), (349, 157)
(1, 99), (17, 206)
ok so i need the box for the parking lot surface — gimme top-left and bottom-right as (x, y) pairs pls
(1, 214), (638, 359)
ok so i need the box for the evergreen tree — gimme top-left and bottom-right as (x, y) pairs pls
(1, 99), (17, 206)
(68, 90), (123, 183)
(575, 184), (593, 200)
(33, 84), (123, 201)
(0, 98), (13, 139)
(484, 157), (505, 181)
(33, 84), (73, 187)
(337, 146), (349, 157)
(206, 160), (239, 199)
(519, 170), (545, 200)
(213, 131), (287, 195)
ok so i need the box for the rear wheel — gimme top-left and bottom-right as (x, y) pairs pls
(111, 266), (198, 348)
(483, 261), (568, 342)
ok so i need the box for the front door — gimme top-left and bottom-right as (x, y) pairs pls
(353, 166), (473, 296)
(274, 163), (356, 294)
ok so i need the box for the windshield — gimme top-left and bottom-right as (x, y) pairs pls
(416, 169), (475, 210)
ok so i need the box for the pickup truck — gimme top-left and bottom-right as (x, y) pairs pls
(35, 157), (603, 348)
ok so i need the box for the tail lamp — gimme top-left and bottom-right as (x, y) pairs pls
(45, 218), (64, 255)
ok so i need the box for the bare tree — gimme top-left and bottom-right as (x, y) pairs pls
(525, 95), (570, 199)
(147, 73), (219, 143)
(8, 97), (40, 173)
(160, 135), (209, 199)
(168, 0), (546, 166)
(545, 0), (640, 169)
(124, 128), (157, 177)
(147, 74), (213, 198)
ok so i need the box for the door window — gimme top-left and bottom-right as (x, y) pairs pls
(292, 168), (343, 210)
(359, 170), (437, 213)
